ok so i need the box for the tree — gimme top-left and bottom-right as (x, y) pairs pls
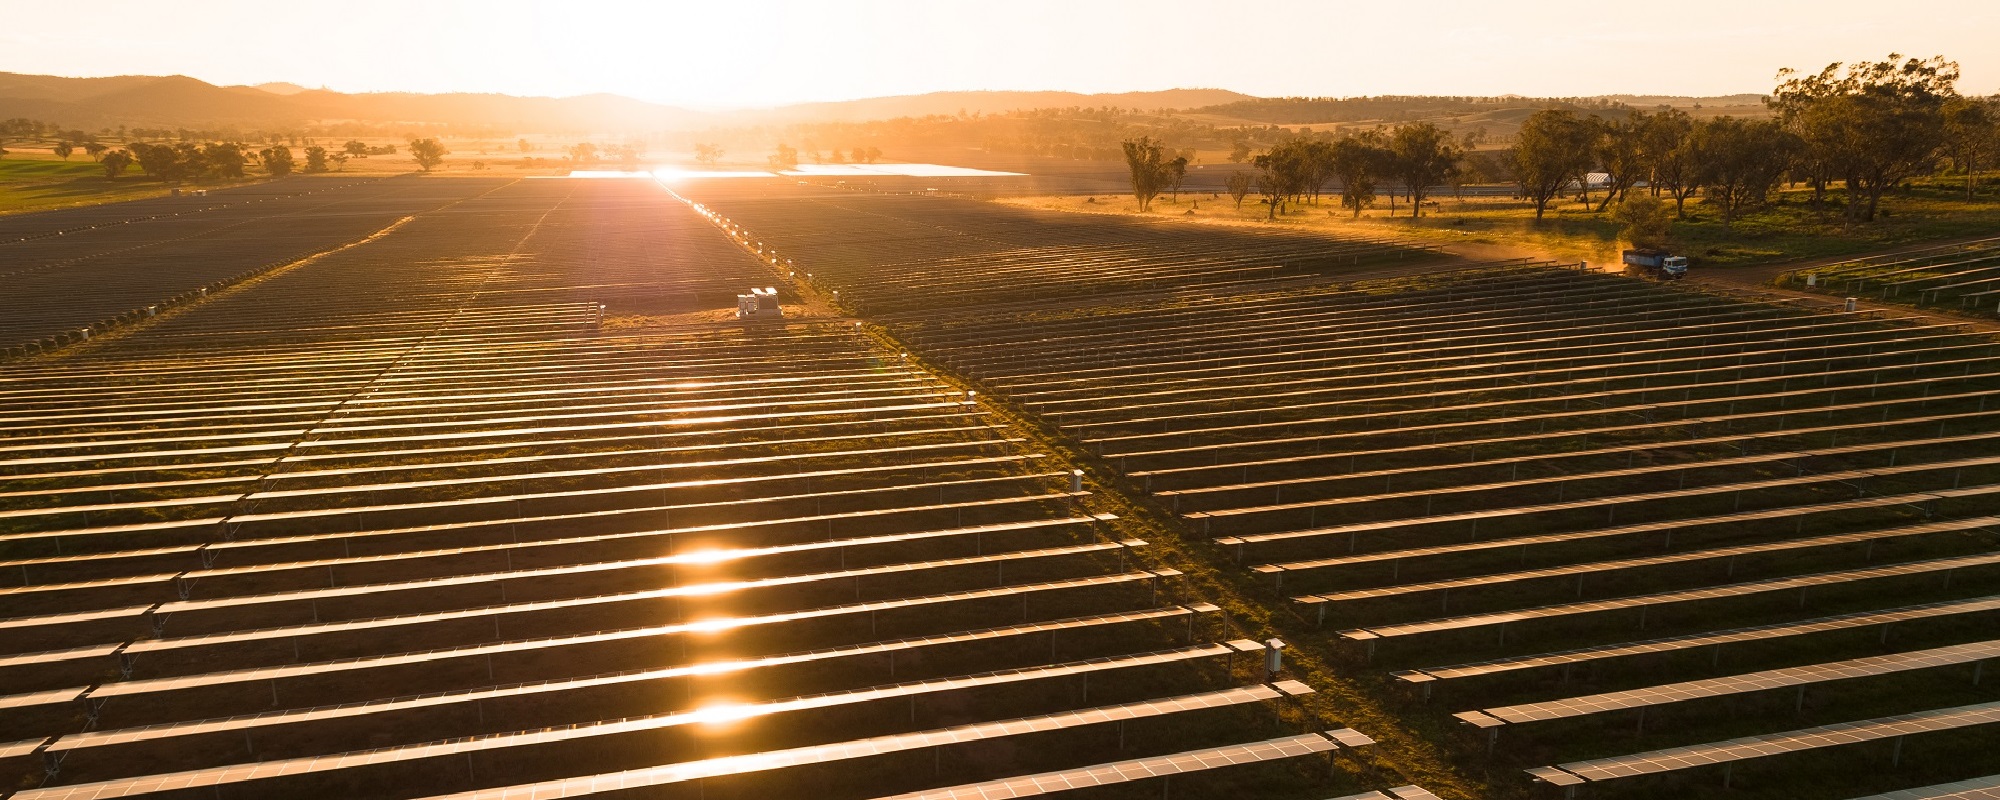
(1513, 110), (1597, 219)
(1164, 156), (1189, 202)
(203, 143), (247, 179)
(83, 142), (107, 159)
(343, 139), (370, 157)
(1387, 122), (1462, 218)
(1611, 194), (1673, 251)
(303, 146), (331, 174)
(0, 118), (51, 159)
(1225, 171), (1252, 209)
(129, 142), (191, 181)
(259, 145), (295, 177)
(1592, 113), (1649, 211)
(1328, 134), (1387, 218)
(865, 146), (882, 163)
(1227, 140), (1252, 164)
(1252, 139), (1313, 220)
(1941, 97), (1998, 199)
(694, 143), (724, 165)
(52, 141), (74, 160)
(410, 138), (449, 171)
(569, 142), (598, 164)
(1447, 130), (1486, 201)
(100, 148), (131, 179)
(1692, 116), (1796, 224)
(1120, 137), (1185, 212)
(1773, 54), (1959, 221)
(517, 138), (532, 153)
(1298, 139), (1335, 205)
(768, 143), (799, 171)
(1640, 109), (1699, 218)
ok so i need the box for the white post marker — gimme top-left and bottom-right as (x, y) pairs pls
(1263, 638), (1286, 681)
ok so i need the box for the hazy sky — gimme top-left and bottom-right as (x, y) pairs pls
(4, 0), (1997, 108)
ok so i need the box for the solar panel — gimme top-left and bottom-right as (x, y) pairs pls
(1847, 774), (2000, 800)
(1536, 700), (2000, 785)
(14, 644), (1246, 799)
(867, 729), (1363, 800)
(98, 571), (1183, 698)
(126, 537), (1139, 644)
(1294, 514), (2000, 608)
(1266, 485), (1999, 583)
(1331, 550), (2000, 632)
(400, 682), (1313, 800)
(140, 515), (1117, 622)
(62, 604), (1215, 751)
(1470, 638), (2000, 727)
(1400, 594), (2000, 685)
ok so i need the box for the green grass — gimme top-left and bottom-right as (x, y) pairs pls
(0, 155), (270, 216)
(0, 157), (183, 215)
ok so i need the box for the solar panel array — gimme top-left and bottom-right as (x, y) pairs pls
(17, 169), (1993, 797)
(1850, 773), (2000, 800)
(668, 182), (1449, 314)
(0, 176), (522, 356)
(0, 177), (1373, 799)
(1792, 237), (2000, 311)
(864, 258), (2000, 796)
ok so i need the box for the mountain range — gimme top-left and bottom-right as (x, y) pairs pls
(0, 71), (1771, 135)
(0, 71), (1255, 133)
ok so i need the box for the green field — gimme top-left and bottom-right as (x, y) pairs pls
(0, 157), (217, 215)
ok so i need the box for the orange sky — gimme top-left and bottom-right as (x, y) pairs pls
(4, 0), (1996, 107)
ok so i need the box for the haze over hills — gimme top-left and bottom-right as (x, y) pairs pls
(0, 72), (1253, 132)
(758, 89), (1256, 122)
(0, 70), (1773, 135)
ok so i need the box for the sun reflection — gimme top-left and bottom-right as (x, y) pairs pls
(682, 617), (743, 633)
(677, 579), (747, 597)
(675, 548), (737, 565)
(685, 701), (760, 727)
(681, 660), (747, 677)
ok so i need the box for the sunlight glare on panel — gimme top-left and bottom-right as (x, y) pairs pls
(685, 701), (763, 728)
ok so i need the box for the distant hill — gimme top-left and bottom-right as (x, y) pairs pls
(1596, 93), (1770, 108)
(757, 89), (1257, 123)
(0, 72), (712, 132)
(1173, 93), (1777, 141)
(0, 73), (1255, 133)
(0, 70), (1771, 137)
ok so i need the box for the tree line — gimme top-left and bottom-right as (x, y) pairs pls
(104, 137), (449, 181)
(1131, 54), (1998, 230)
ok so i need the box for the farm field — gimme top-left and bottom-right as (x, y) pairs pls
(6, 172), (1999, 800)
(0, 176), (1385, 800)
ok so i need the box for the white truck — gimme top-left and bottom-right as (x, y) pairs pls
(1623, 249), (1688, 279)
(736, 287), (781, 319)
